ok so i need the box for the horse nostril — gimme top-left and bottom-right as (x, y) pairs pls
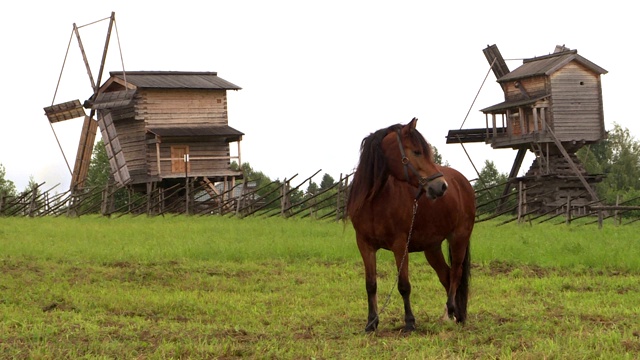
(441, 182), (448, 193)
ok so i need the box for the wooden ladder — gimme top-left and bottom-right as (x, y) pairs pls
(201, 177), (220, 198)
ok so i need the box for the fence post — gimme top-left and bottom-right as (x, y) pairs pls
(281, 178), (291, 218)
(517, 181), (522, 223)
(615, 195), (620, 226)
(565, 195), (571, 225)
(598, 210), (603, 229)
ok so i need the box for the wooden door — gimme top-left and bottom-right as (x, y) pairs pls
(171, 145), (190, 174)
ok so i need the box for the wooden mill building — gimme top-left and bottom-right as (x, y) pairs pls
(88, 71), (244, 194)
(448, 45), (608, 214)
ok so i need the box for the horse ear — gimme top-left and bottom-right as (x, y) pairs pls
(408, 117), (418, 130)
(407, 118), (418, 132)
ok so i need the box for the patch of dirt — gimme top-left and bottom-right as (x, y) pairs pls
(474, 260), (550, 278)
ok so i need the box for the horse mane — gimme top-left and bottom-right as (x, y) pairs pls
(347, 122), (433, 215)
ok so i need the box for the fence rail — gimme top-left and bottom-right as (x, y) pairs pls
(2, 173), (640, 227)
(0, 171), (352, 221)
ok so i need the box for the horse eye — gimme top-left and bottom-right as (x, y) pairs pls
(413, 150), (422, 156)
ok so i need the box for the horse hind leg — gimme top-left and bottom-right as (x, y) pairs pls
(423, 244), (453, 321)
(357, 239), (379, 332)
(447, 240), (471, 323)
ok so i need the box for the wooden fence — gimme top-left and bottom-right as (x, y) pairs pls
(0, 171), (352, 221)
(3, 173), (640, 227)
(474, 179), (640, 227)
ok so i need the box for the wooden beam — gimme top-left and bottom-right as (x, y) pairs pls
(73, 23), (96, 92)
(497, 148), (527, 212)
(545, 124), (600, 202)
(71, 116), (98, 190)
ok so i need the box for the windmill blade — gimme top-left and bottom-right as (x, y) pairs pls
(97, 111), (131, 186)
(44, 100), (86, 123)
(70, 115), (99, 190)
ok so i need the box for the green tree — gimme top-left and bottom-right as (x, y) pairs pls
(231, 161), (282, 209)
(20, 176), (43, 216)
(86, 139), (111, 188)
(319, 173), (336, 191)
(578, 123), (640, 203)
(231, 161), (272, 188)
(432, 145), (443, 165)
(473, 160), (509, 213)
(306, 180), (319, 196)
(0, 163), (17, 197)
(84, 140), (133, 213)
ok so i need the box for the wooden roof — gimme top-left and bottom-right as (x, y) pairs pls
(148, 125), (244, 142)
(498, 50), (607, 83)
(106, 71), (242, 90)
(480, 95), (548, 113)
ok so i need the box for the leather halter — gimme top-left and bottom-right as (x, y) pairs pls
(395, 130), (443, 197)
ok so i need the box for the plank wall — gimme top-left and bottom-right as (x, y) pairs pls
(113, 118), (147, 181)
(149, 140), (234, 178)
(136, 89), (229, 127)
(549, 62), (604, 142)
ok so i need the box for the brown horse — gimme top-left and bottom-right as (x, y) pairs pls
(347, 118), (475, 332)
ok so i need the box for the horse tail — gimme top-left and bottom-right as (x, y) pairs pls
(449, 241), (471, 323)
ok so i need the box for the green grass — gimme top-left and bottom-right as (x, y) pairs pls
(1, 215), (639, 359)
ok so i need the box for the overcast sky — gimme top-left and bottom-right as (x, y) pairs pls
(1, 1), (637, 191)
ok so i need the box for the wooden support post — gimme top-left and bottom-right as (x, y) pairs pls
(545, 124), (600, 203)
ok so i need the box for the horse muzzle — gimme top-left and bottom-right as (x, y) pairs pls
(419, 173), (447, 200)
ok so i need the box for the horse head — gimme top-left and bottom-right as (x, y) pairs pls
(382, 118), (448, 199)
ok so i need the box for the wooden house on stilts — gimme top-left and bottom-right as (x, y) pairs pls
(88, 71), (245, 208)
(447, 45), (608, 215)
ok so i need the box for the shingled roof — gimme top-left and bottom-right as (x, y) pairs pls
(498, 50), (608, 83)
(108, 71), (242, 90)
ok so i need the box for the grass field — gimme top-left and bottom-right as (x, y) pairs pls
(1, 215), (639, 359)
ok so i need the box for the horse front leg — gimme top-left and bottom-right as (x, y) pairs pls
(357, 239), (378, 332)
(393, 245), (415, 332)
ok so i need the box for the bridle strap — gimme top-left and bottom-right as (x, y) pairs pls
(395, 130), (444, 191)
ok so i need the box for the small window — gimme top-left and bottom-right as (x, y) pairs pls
(579, 81), (584, 85)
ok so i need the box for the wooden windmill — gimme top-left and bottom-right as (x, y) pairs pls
(43, 12), (127, 191)
(447, 44), (608, 214)
(43, 13), (244, 201)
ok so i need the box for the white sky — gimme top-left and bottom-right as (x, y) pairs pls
(1, 1), (638, 191)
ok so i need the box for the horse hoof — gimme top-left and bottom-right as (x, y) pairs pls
(441, 305), (452, 321)
(364, 320), (378, 333)
(403, 324), (416, 333)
